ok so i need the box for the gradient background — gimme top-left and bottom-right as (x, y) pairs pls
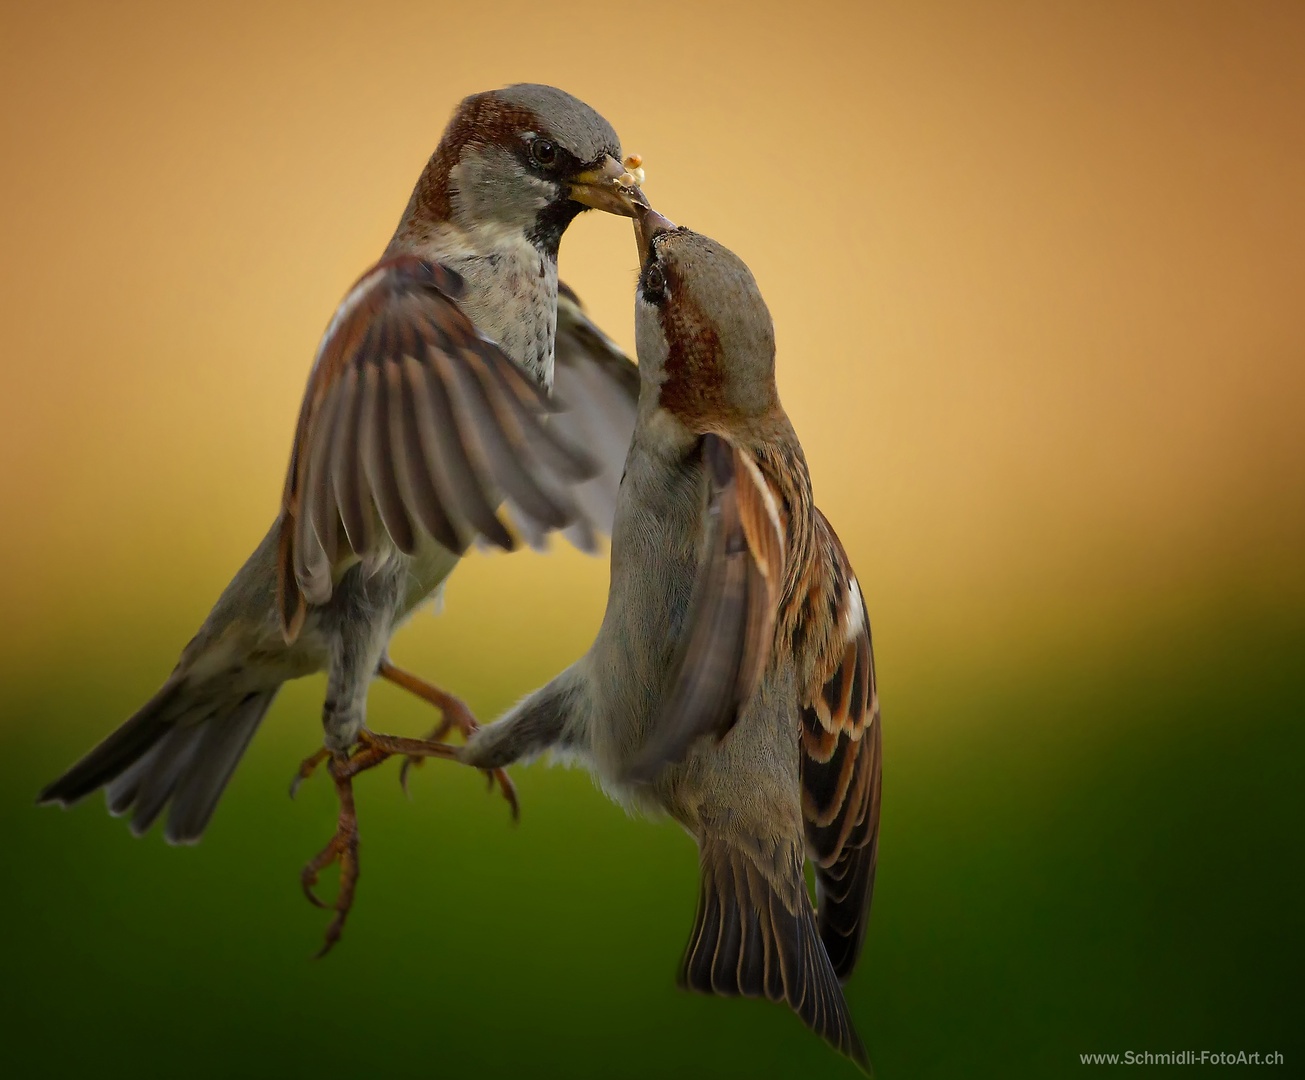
(1, 2), (1302, 1076)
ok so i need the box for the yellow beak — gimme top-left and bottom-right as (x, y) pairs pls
(569, 155), (649, 216)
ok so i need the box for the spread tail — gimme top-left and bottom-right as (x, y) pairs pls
(38, 678), (279, 845)
(681, 837), (871, 1073)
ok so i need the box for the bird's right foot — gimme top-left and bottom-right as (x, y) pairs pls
(377, 657), (518, 816)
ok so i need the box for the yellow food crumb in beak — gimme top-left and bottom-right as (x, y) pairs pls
(617, 153), (646, 189)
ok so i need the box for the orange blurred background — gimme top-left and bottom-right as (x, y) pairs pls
(2, 0), (1301, 696)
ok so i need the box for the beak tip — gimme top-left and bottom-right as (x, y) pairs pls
(568, 154), (647, 217)
(635, 206), (677, 263)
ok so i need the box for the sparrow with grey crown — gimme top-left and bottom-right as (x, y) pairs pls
(39, 84), (648, 953)
(462, 209), (882, 1069)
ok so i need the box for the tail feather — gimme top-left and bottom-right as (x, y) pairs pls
(105, 730), (177, 817)
(105, 741), (159, 816)
(38, 680), (279, 845)
(125, 721), (207, 836)
(38, 681), (184, 808)
(681, 838), (871, 1072)
(166, 690), (272, 844)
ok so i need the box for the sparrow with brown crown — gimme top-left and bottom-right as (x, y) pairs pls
(38, 84), (648, 954)
(462, 209), (882, 1070)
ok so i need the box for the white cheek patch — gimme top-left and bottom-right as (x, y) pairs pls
(449, 152), (551, 234)
(634, 298), (671, 384)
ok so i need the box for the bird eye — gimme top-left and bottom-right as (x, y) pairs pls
(530, 138), (557, 167)
(642, 264), (666, 299)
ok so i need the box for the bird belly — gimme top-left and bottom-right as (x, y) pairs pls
(585, 431), (805, 840)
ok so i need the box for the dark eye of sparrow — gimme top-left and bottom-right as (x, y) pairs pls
(642, 263), (666, 300)
(530, 138), (557, 168)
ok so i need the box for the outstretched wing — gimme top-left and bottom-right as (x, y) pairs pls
(276, 256), (596, 641)
(625, 433), (786, 782)
(799, 513), (882, 980)
(534, 283), (640, 552)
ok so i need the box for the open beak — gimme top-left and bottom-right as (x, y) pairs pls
(635, 205), (677, 264)
(569, 155), (649, 216)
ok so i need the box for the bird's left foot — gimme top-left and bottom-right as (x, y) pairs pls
(293, 728), (462, 957)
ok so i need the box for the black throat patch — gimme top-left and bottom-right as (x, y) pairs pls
(528, 199), (586, 260)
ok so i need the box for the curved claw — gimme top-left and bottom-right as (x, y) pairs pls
(398, 756), (418, 799)
(314, 925), (343, 960)
(399, 747), (517, 822)
(300, 830), (344, 911)
(290, 747), (330, 800)
(492, 768), (520, 821)
(301, 867), (332, 910)
(393, 710), (462, 799)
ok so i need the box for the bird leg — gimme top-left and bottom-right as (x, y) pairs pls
(296, 729), (462, 957)
(289, 649), (517, 957)
(377, 656), (519, 818)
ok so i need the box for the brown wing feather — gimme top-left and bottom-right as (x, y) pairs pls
(275, 256), (599, 641)
(624, 434), (786, 782)
(798, 512), (882, 980)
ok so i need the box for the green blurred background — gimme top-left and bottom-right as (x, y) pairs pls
(1, 2), (1302, 1077)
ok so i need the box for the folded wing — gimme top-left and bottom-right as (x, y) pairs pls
(625, 433), (787, 781)
(798, 513), (882, 980)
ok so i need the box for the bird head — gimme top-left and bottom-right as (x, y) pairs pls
(632, 209), (779, 430)
(397, 84), (647, 257)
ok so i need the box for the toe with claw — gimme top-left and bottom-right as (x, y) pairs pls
(298, 741), (388, 957)
(300, 752), (359, 957)
(378, 657), (518, 818)
(290, 747), (330, 800)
